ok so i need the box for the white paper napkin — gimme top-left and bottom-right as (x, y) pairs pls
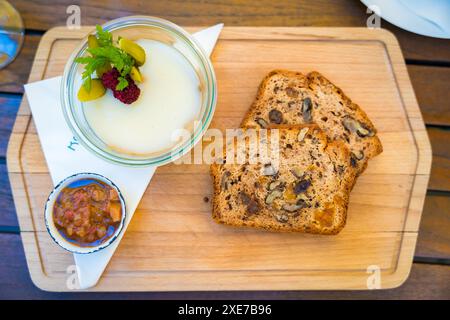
(24, 23), (223, 289)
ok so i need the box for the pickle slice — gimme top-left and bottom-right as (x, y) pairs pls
(96, 62), (112, 77)
(88, 35), (99, 49)
(119, 38), (146, 66)
(77, 79), (106, 102)
(130, 66), (142, 83)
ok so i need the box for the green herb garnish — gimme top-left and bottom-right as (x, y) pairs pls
(75, 25), (135, 91)
(95, 25), (113, 47)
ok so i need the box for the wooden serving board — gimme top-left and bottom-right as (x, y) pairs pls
(7, 27), (431, 291)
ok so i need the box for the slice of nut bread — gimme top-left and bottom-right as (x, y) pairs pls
(241, 70), (383, 175)
(210, 125), (356, 235)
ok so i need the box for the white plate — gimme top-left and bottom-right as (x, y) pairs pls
(361, 0), (450, 39)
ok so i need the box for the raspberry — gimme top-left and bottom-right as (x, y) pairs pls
(113, 80), (140, 104)
(101, 68), (120, 90)
(101, 67), (140, 104)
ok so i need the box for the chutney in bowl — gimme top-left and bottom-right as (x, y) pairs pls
(45, 173), (126, 254)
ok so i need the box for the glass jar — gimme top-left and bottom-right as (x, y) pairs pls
(61, 16), (217, 166)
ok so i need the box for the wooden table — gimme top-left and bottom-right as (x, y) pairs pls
(0, 0), (448, 299)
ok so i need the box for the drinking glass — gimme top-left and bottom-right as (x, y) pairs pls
(0, 0), (24, 69)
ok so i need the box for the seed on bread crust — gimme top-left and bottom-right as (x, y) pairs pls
(239, 191), (261, 215)
(239, 191), (251, 205)
(282, 203), (303, 212)
(353, 150), (364, 160)
(275, 213), (289, 223)
(268, 109), (283, 124)
(301, 97), (313, 122)
(262, 163), (278, 176)
(290, 167), (304, 179)
(268, 180), (284, 191)
(297, 127), (309, 142)
(357, 124), (374, 137)
(220, 171), (231, 191)
(285, 87), (299, 98)
(293, 179), (311, 194)
(265, 189), (283, 204)
(296, 198), (309, 208)
(247, 198), (261, 215)
(342, 116), (373, 138)
(350, 153), (358, 167)
(255, 117), (268, 128)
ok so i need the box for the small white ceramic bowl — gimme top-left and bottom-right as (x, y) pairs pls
(44, 173), (126, 254)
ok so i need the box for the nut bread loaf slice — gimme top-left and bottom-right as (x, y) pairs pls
(210, 125), (356, 234)
(241, 70), (383, 175)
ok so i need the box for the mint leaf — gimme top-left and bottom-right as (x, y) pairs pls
(75, 55), (109, 90)
(95, 25), (112, 47)
(75, 56), (93, 64)
(87, 46), (133, 76)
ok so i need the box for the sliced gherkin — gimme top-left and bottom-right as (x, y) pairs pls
(87, 35), (99, 49)
(130, 66), (142, 83)
(96, 62), (112, 77)
(77, 79), (106, 102)
(119, 38), (146, 66)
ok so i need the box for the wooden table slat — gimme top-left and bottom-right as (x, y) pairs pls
(428, 127), (450, 192)
(416, 193), (450, 260)
(408, 66), (450, 127)
(0, 94), (21, 158)
(1, 232), (449, 299)
(0, 164), (18, 228)
(11, 0), (450, 63)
